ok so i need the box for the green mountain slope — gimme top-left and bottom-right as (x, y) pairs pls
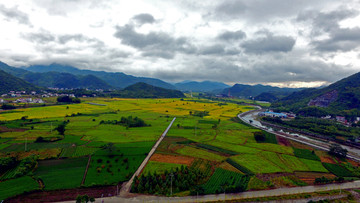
(223, 84), (299, 98)
(111, 82), (184, 98)
(0, 70), (39, 94)
(272, 72), (360, 112)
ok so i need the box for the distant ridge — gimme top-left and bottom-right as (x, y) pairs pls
(25, 63), (176, 89)
(174, 81), (230, 92)
(222, 83), (299, 98)
(0, 61), (111, 90)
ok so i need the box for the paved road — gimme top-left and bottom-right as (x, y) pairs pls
(119, 117), (176, 197)
(238, 109), (360, 162)
(86, 180), (360, 203)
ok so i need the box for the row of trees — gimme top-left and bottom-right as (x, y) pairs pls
(131, 165), (207, 195)
(100, 116), (150, 128)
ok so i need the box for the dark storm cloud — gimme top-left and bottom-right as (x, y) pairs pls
(217, 30), (246, 41)
(297, 9), (358, 34)
(142, 50), (174, 59)
(199, 45), (225, 55)
(297, 9), (360, 52)
(151, 57), (355, 84)
(22, 31), (55, 44)
(23, 31), (104, 46)
(132, 13), (155, 25)
(0, 5), (31, 25)
(215, 0), (247, 18)
(114, 24), (196, 57)
(313, 27), (360, 52)
(242, 34), (296, 53)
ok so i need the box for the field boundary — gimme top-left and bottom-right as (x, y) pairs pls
(81, 155), (92, 185)
(119, 117), (176, 196)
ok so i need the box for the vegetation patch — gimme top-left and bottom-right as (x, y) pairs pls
(322, 163), (355, 177)
(131, 165), (207, 196)
(176, 146), (226, 162)
(0, 176), (39, 200)
(201, 168), (250, 194)
(293, 148), (320, 161)
(253, 131), (277, 144)
(196, 143), (238, 156)
(35, 158), (88, 190)
(226, 158), (254, 175)
(142, 161), (185, 175)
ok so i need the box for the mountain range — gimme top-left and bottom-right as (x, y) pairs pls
(222, 84), (299, 99)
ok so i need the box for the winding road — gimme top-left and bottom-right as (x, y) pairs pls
(238, 108), (360, 162)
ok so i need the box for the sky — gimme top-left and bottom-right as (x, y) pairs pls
(1, 0), (360, 87)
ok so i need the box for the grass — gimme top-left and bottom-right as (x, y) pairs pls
(0, 176), (39, 200)
(142, 161), (185, 175)
(35, 158), (88, 190)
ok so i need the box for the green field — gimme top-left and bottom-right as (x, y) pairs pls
(202, 168), (250, 194)
(0, 176), (39, 200)
(35, 158), (88, 190)
(143, 161), (185, 175)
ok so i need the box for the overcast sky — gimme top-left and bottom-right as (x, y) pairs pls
(1, 0), (360, 87)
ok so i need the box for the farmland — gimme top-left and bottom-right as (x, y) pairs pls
(0, 97), (359, 200)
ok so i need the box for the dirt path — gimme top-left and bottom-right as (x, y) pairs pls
(81, 155), (92, 185)
(119, 117), (176, 197)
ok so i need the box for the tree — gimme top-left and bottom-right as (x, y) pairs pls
(55, 122), (66, 135)
(1, 104), (16, 110)
(328, 144), (348, 158)
(253, 131), (266, 142)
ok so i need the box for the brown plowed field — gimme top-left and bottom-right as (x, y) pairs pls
(150, 153), (195, 166)
(295, 172), (335, 184)
(277, 136), (291, 146)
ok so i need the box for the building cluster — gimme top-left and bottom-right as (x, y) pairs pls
(322, 115), (360, 126)
(258, 111), (296, 119)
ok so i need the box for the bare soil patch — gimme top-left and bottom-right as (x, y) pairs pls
(295, 172), (335, 184)
(277, 136), (291, 146)
(150, 153), (194, 166)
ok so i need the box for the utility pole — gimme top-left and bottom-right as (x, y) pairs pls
(170, 173), (174, 196)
